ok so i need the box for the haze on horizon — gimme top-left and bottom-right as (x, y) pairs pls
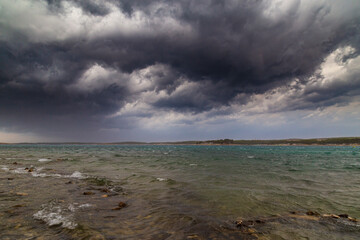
(0, 0), (360, 143)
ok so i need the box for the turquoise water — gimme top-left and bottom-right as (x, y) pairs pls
(0, 145), (359, 239)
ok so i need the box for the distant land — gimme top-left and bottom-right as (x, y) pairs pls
(2, 137), (360, 146)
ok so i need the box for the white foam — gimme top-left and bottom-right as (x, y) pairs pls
(68, 171), (85, 179)
(38, 158), (52, 162)
(68, 204), (76, 212)
(33, 202), (77, 229)
(13, 168), (28, 174)
(156, 177), (166, 182)
(0, 165), (86, 179)
(1, 165), (9, 171)
(31, 172), (62, 178)
(78, 203), (93, 208)
(247, 156), (254, 159)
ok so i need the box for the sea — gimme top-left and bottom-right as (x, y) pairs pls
(0, 144), (359, 240)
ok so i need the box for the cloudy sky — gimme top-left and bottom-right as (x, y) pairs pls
(0, 0), (360, 142)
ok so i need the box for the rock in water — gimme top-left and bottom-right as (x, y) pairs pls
(83, 192), (95, 195)
(112, 202), (127, 210)
(306, 211), (320, 216)
(348, 217), (358, 222)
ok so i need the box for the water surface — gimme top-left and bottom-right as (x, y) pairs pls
(0, 145), (359, 239)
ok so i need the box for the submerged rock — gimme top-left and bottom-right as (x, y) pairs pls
(83, 192), (95, 195)
(12, 204), (26, 208)
(235, 211), (359, 236)
(306, 211), (320, 216)
(16, 192), (28, 196)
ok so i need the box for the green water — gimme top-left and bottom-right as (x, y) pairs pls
(0, 145), (359, 239)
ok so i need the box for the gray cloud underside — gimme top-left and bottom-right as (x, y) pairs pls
(0, 0), (360, 137)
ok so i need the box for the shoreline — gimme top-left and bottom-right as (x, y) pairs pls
(1, 136), (360, 146)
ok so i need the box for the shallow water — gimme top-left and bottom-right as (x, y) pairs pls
(0, 144), (359, 239)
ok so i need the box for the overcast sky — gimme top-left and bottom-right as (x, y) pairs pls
(0, 0), (360, 142)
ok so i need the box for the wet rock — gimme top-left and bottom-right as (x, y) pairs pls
(83, 192), (95, 195)
(235, 219), (243, 227)
(339, 214), (348, 218)
(306, 211), (320, 216)
(16, 192), (28, 196)
(255, 219), (265, 224)
(13, 162), (18, 165)
(331, 214), (340, 219)
(118, 202), (127, 208)
(187, 234), (200, 239)
(348, 217), (358, 222)
(7, 178), (14, 180)
(88, 234), (105, 240)
(112, 202), (127, 210)
(66, 181), (73, 184)
(246, 228), (256, 234)
(100, 188), (111, 193)
(12, 204), (26, 208)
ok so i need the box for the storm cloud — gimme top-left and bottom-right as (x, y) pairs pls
(0, 0), (359, 141)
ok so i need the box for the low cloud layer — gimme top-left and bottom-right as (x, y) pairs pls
(0, 0), (359, 141)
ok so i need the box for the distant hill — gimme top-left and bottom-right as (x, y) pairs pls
(152, 137), (360, 145)
(2, 137), (360, 145)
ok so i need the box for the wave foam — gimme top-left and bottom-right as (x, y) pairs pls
(38, 158), (52, 162)
(0, 165), (86, 179)
(33, 201), (77, 229)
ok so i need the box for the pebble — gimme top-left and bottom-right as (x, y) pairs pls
(16, 192), (28, 196)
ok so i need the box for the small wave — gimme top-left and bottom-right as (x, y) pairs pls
(33, 201), (77, 229)
(0, 165), (86, 179)
(1, 165), (9, 171)
(156, 177), (166, 182)
(38, 158), (52, 162)
(78, 203), (93, 208)
(189, 164), (198, 166)
(247, 156), (254, 159)
(68, 171), (85, 179)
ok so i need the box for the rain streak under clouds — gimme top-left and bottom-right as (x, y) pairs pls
(0, 0), (360, 142)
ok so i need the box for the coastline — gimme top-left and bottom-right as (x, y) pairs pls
(2, 137), (360, 146)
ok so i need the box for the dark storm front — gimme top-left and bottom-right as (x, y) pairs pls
(0, 145), (359, 239)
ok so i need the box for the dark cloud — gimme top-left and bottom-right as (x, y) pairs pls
(0, 0), (359, 139)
